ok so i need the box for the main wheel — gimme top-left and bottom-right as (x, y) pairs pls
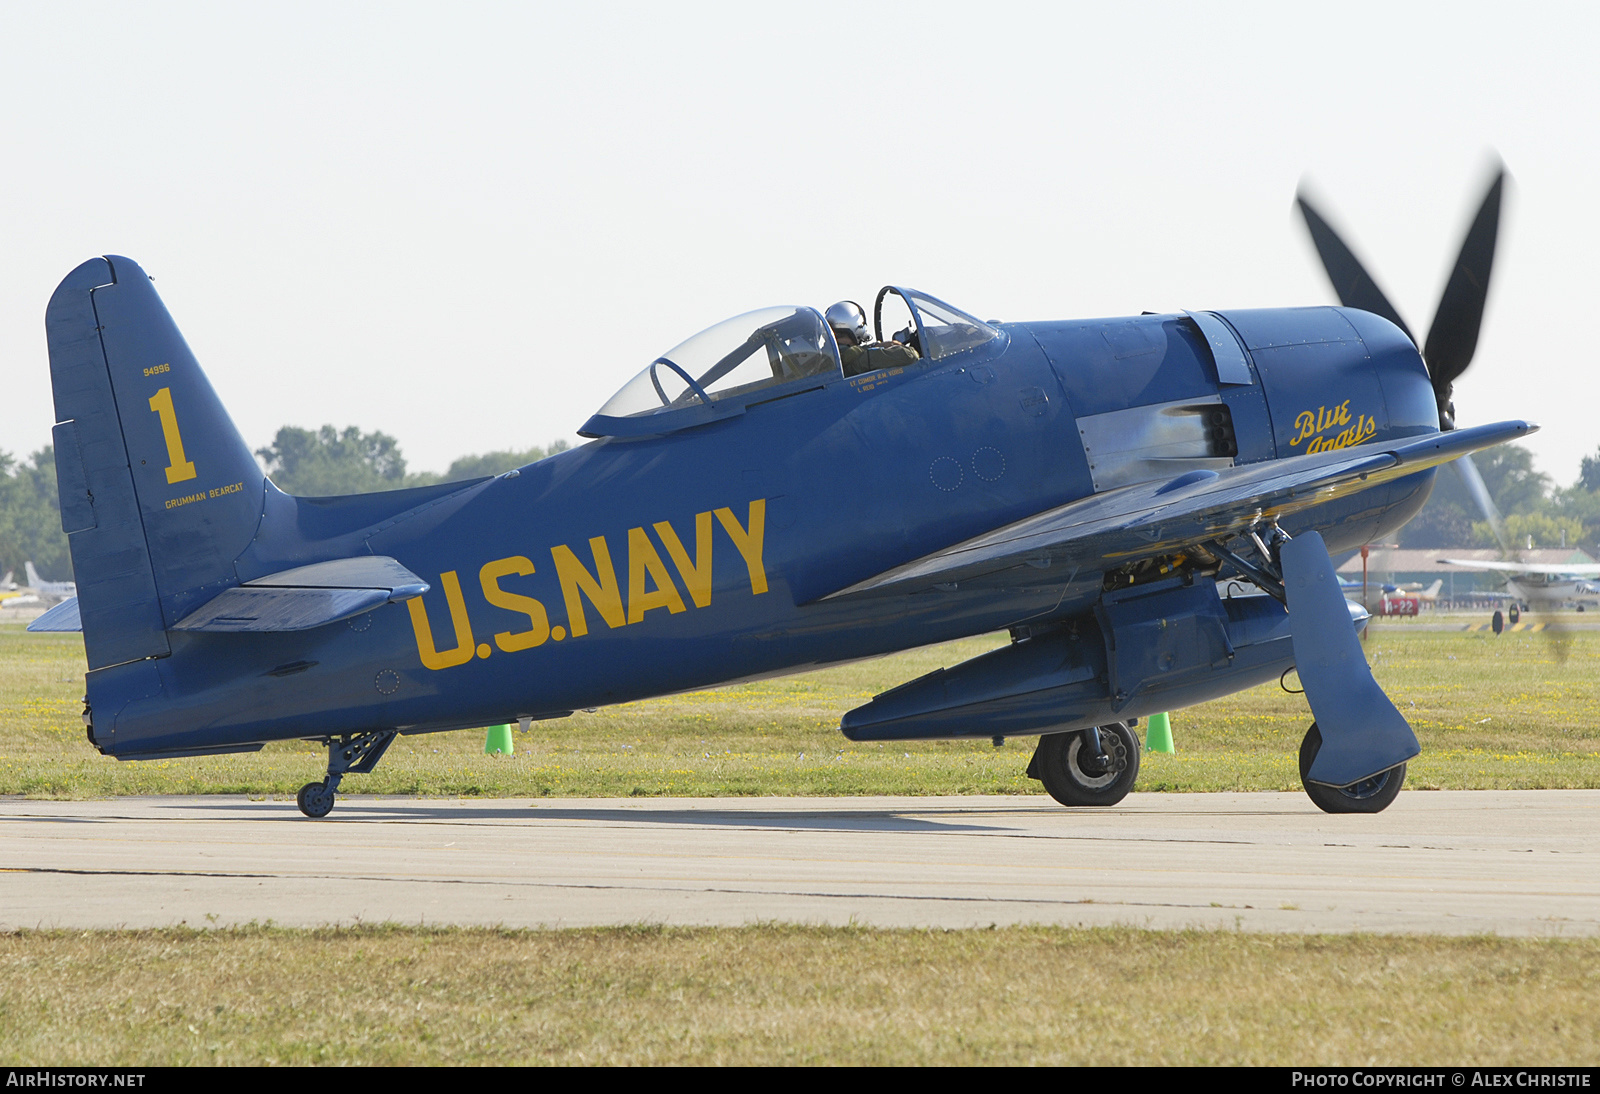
(297, 780), (335, 818)
(1033, 723), (1140, 807)
(1298, 724), (1405, 814)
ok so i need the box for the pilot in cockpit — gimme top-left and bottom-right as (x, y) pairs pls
(826, 300), (919, 378)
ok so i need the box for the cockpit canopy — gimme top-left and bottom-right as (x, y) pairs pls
(581, 289), (1001, 438)
(594, 306), (837, 421)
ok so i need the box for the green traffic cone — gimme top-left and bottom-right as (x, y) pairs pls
(1145, 711), (1174, 754)
(484, 724), (514, 756)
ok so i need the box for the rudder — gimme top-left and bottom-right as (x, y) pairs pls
(48, 256), (266, 668)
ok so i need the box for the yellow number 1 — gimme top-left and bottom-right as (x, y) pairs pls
(148, 386), (196, 484)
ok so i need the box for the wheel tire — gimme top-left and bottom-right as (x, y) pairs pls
(1034, 723), (1140, 807)
(1298, 724), (1405, 814)
(297, 781), (335, 819)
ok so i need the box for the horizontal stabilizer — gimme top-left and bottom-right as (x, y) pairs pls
(173, 556), (428, 633)
(239, 555), (429, 594)
(26, 597), (82, 632)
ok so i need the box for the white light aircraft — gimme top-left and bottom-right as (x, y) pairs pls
(1436, 558), (1600, 609)
(22, 562), (77, 602)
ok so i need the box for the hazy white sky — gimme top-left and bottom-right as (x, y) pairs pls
(1, 2), (1596, 481)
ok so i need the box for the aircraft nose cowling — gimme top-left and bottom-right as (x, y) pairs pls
(1216, 306), (1437, 460)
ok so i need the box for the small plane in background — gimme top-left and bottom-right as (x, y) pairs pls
(1436, 558), (1600, 610)
(1387, 579), (1444, 601)
(1366, 579), (1444, 618)
(23, 561), (77, 603)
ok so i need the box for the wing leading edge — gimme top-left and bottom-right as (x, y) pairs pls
(821, 421), (1536, 602)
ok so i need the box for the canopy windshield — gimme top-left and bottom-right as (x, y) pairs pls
(596, 306), (840, 419)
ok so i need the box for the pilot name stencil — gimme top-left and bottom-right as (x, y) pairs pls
(407, 499), (769, 671)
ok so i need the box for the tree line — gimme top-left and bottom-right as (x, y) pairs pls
(0, 426), (569, 582)
(1396, 444), (1600, 552)
(4, 432), (1599, 583)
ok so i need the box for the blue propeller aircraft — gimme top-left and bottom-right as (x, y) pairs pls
(31, 172), (1525, 818)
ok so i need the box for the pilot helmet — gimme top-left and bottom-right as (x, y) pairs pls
(825, 300), (870, 347)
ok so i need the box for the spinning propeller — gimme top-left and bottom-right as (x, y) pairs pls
(1297, 166), (1566, 648)
(1296, 165), (1504, 433)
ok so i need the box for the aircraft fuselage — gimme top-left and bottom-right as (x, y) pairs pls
(84, 301), (1444, 758)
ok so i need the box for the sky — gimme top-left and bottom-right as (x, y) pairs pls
(1, 2), (1597, 482)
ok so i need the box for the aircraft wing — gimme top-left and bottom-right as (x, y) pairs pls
(823, 420), (1534, 601)
(1437, 558), (1600, 576)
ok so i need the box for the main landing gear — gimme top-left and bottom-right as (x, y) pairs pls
(1028, 723), (1141, 807)
(296, 730), (396, 818)
(1298, 723), (1405, 814)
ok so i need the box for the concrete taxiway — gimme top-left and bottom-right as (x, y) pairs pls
(2, 791), (1596, 935)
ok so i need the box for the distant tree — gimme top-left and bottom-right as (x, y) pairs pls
(441, 440), (571, 482)
(1419, 445), (1548, 521)
(1471, 444), (1550, 517)
(1581, 447), (1600, 493)
(1397, 502), (1474, 548)
(256, 426), (411, 496)
(0, 447), (71, 581)
(1473, 512), (1586, 551)
(1544, 483), (1600, 554)
(254, 427), (576, 496)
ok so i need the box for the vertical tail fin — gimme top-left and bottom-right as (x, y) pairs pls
(48, 256), (266, 668)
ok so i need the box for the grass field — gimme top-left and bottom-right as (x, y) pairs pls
(4, 620), (1599, 799)
(2, 925), (1596, 1065)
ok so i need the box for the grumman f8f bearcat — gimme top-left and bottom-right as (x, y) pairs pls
(32, 172), (1527, 817)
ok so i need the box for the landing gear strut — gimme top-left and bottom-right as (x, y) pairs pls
(296, 730), (396, 818)
(1028, 723), (1141, 807)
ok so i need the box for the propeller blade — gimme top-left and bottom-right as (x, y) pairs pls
(1295, 192), (1415, 343)
(1452, 453), (1510, 560)
(1421, 168), (1505, 393)
(1453, 449), (1567, 659)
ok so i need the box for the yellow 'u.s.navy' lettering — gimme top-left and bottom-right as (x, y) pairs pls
(551, 536), (626, 637)
(407, 571), (476, 670)
(654, 511), (714, 608)
(626, 527), (686, 623)
(479, 556), (550, 652)
(715, 500), (768, 594)
(404, 498), (772, 671)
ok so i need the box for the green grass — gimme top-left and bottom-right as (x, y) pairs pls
(3, 620), (1598, 798)
(2, 925), (1597, 1065)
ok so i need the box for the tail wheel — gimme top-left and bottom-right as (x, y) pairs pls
(297, 780), (335, 819)
(1298, 723), (1405, 814)
(1032, 723), (1140, 807)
